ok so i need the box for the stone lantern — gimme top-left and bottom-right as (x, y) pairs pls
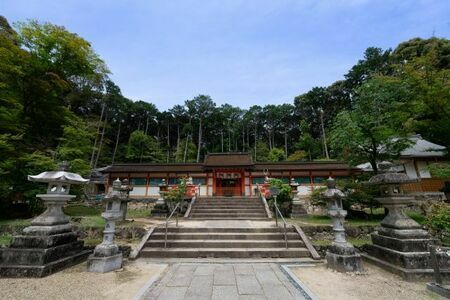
(290, 178), (307, 217)
(362, 172), (448, 280)
(323, 177), (363, 272)
(119, 178), (133, 221)
(87, 178), (124, 272)
(0, 162), (90, 277)
(156, 178), (168, 206)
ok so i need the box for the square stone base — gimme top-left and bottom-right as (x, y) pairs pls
(0, 250), (90, 277)
(291, 203), (308, 217)
(87, 253), (123, 273)
(326, 251), (363, 273)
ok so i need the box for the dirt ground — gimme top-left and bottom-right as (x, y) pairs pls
(291, 263), (442, 300)
(0, 260), (167, 300)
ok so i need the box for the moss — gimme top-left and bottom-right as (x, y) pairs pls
(0, 234), (12, 246)
(312, 239), (332, 246)
(348, 236), (372, 247)
(83, 237), (102, 246)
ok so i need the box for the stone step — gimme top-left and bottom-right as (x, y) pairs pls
(188, 217), (270, 220)
(194, 203), (262, 206)
(150, 232), (299, 240)
(153, 227), (292, 233)
(140, 247), (311, 258)
(190, 212), (267, 217)
(191, 209), (266, 213)
(145, 239), (304, 248)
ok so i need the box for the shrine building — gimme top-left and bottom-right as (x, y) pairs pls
(101, 153), (359, 198)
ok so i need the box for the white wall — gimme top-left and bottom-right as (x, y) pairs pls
(416, 161), (431, 178)
(404, 160), (418, 179)
(129, 186), (146, 196)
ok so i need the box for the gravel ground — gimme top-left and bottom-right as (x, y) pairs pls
(0, 260), (167, 300)
(291, 263), (441, 300)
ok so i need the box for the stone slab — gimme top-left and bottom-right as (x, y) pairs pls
(214, 270), (236, 285)
(212, 285), (239, 300)
(184, 275), (213, 299)
(236, 275), (263, 295)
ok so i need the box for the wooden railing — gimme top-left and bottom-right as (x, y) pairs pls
(402, 179), (446, 193)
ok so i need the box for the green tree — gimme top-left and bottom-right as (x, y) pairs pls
(267, 148), (285, 162)
(254, 140), (269, 162)
(126, 130), (164, 163)
(330, 77), (412, 173)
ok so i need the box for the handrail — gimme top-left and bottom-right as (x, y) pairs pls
(184, 184), (200, 218)
(164, 201), (182, 248)
(257, 185), (273, 218)
(273, 199), (288, 249)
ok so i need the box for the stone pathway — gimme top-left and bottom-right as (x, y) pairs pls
(140, 263), (309, 300)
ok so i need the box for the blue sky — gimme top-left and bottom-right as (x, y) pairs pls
(1, 0), (449, 110)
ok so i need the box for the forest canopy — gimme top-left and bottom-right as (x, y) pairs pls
(0, 16), (449, 205)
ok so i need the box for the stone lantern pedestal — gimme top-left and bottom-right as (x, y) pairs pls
(324, 178), (363, 273)
(290, 179), (308, 217)
(362, 172), (449, 280)
(88, 179), (124, 273)
(0, 163), (90, 277)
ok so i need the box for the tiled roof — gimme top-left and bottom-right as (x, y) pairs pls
(203, 152), (254, 167)
(400, 135), (446, 157)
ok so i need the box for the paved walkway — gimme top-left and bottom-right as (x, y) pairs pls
(140, 263), (309, 300)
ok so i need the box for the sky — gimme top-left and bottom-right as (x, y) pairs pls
(1, 0), (449, 110)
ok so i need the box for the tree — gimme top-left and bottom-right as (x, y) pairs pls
(126, 130), (164, 163)
(254, 140), (270, 162)
(267, 148), (285, 162)
(185, 95), (215, 162)
(330, 77), (412, 173)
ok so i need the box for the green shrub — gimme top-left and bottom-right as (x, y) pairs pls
(267, 178), (292, 217)
(425, 202), (450, 240)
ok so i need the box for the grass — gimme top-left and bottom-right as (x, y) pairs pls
(64, 204), (100, 216)
(76, 216), (105, 228)
(0, 219), (31, 227)
(127, 208), (150, 219)
(312, 236), (372, 247)
(290, 215), (382, 226)
(0, 234), (12, 247)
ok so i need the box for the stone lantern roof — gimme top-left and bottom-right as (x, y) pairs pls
(28, 162), (89, 184)
(367, 172), (418, 185)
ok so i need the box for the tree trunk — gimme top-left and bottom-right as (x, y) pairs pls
(221, 131), (224, 152)
(268, 131), (272, 150)
(94, 112), (107, 168)
(254, 123), (257, 161)
(242, 126), (245, 152)
(90, 103), (105, 167)
(196, 118), (202, 163)
(284, 130), (288, 159)
(183, 134), (189, 163)
(167, 121), (170, 163)
(111, 121), (121, 164)
(176, 124), (180, 158)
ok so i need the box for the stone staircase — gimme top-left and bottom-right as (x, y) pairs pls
(188, 196), (268, 220)
(140, 227), (311, 258)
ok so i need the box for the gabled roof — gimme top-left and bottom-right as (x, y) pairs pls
(400, 135), (446, 158)
(203, 152), (254, 168)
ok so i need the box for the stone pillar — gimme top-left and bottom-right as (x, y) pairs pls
(0, 162), (90, 277)
(324, 177), (363, 272)
(87, 179), (124, 273)
(362, 172), (448, 280)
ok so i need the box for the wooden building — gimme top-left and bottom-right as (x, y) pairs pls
(102, 153), (359, 198)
